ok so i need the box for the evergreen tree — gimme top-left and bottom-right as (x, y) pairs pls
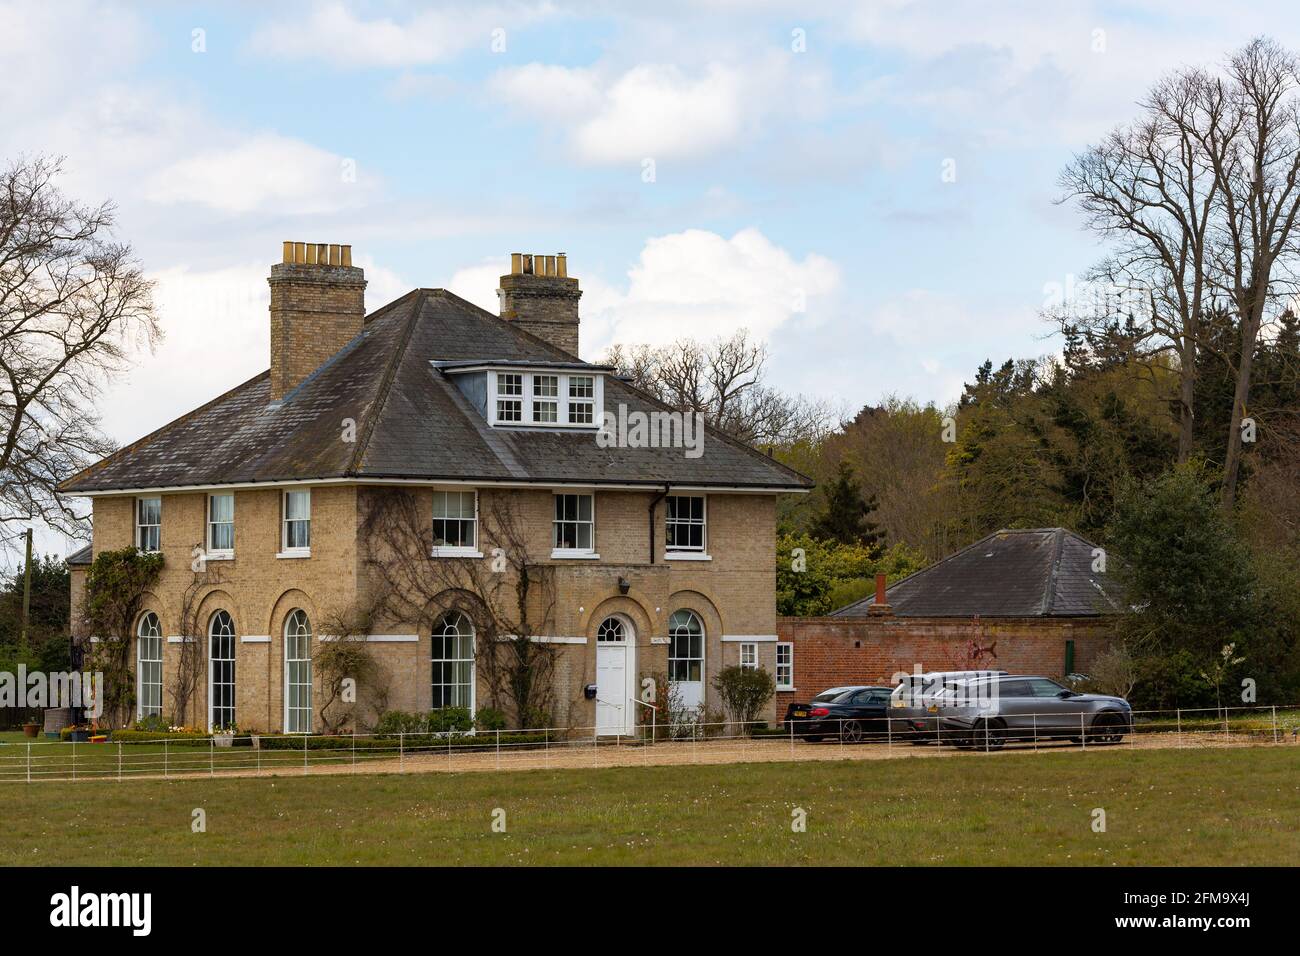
(808, 461), (884, 551)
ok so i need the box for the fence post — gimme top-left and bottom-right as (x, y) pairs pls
(1176, 708), (1182, 748)
(164, 738), (168, 779)
(303, 733), (308, 775)
(1272, 705), (1279, 745)
(399, 732), (404, 773)
(209, 736), (214, 776)
(1032, 712), (1038, 752)
(544, 727), (549, 768)
(26, 742), (31, 783)
(1080, 712), (1086, 750)
(496, 729), (501, 770)
(789, 716), (795, 757)
(71, 738), (76, 781)
(447, 729), (451, 770)
(838, 718), (844, 757)
(886, 711), (892, 751)
(352, 732), (357, 767)
(692, 721), (698, 763)
(118, 741), (122, 781)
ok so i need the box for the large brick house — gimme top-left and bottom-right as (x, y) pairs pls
(61, 244), (811, 735)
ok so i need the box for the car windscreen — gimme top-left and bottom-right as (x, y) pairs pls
(813, 690), (854, 703)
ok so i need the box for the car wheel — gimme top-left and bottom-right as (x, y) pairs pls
(971, 719), (1006, 752)
(840, 720), (864, 744)
(1089, 711), (1128, 745)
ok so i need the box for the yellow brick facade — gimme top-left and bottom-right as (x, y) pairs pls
(73, 484), (780, 733)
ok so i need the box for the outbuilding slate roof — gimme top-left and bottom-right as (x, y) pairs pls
(832, 528), (1123, 619)
(60, 289), (811, 494)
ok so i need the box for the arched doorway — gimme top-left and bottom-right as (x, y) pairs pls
(595, 615), (635, 736)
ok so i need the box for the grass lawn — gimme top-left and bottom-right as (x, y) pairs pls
(1, 746), (1297, 866)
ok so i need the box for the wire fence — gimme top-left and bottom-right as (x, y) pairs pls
(1, 703), (1296, 783)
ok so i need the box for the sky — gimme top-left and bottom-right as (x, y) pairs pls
(4, 0), (1298, 561)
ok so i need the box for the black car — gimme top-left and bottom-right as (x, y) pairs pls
(783, 686), (895, 742)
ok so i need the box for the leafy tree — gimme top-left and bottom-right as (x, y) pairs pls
(1108, 464), (1293, 707)
(80, 547), (164, 725)
(776, 533), (926, 616)
(807, 461), (884, 550)
(0, 554), (69, 647)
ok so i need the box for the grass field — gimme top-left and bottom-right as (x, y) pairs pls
(1, 745), (1296, 865)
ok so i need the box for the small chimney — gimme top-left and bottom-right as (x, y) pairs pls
(268, 242), (366, 402)
(867, 572), (893, 617)
(498, 252), (581, 356)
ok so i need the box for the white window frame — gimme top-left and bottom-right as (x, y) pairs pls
(135, 496), (161, 553)
(486, 369), (604, 429)
(495, 372), (524, 422)
(552, 492), (598, 559)
(208, 610), (236, 732)
(431, 489), (482, 557)
(283, 609), (313, 734)
(136, 612), (163, 719)
(206, 493), (235, 559)
(739, 641), (759, 671)
(776, 641), (794, 691)
(431, 611), (476, 713)
(279, 489), (311, 557)
(664, 494), (709, 559)
(668, 609), (704, 684)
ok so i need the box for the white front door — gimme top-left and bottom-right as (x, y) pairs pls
(596, 616), (634, 735)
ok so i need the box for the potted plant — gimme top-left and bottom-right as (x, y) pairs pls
(212, 725), (235, 747)
(21, 720), (40, 738)
(67, 725), (91, 743)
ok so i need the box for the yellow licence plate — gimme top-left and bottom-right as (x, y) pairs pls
(793, 710), (807, 718)
(927, 705), (939, 713)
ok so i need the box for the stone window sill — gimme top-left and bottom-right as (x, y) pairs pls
(276, 549), (311, 560)
(665, 551), (711, 562)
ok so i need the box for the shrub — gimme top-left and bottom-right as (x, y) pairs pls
(112, 729), (210, 745)
(473, 707), (507, 731)
(427, 707), (472, 734)
(133, 715), (170, 734)
(711, 665), (775, 733)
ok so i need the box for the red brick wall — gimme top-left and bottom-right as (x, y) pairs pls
(775, 615), (1114, 708)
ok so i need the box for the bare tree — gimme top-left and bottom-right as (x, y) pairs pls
(1059, 38), (1300, 510)
(1205, 39), (1300, 510)
(360, 489), (561, 728)
(0, 155), (159, 540)
(604, 330), (837, 447)
(1058, 67), (1231, 463)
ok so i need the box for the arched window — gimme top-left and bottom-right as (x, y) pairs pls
(597, 617), (626, 642)
(208, 610), (236, 731)
(137, 612), (163, 719)
(284, 609), (312, 734)
(431, 611), (474, 710)
(668, 610), (703, 682)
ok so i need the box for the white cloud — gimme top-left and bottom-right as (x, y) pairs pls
(490, 55), (828, 164)
(443, 230), (839, 359)
(583, 228), (840, 354)
(147, 134), (377, 215)
(249, 1), (551, 69)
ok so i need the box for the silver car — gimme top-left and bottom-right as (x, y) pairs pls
(889, 670), (1007, 743)
(934, 674), (1132, 749)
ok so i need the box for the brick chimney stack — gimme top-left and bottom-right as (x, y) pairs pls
(867, 572), (893, 617)
(498, 253), (581, 356)
(268, 242), (366, 403)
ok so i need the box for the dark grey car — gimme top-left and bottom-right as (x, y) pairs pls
(934, 674), (1132, 749)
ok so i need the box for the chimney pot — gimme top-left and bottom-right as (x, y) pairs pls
(867, 572), (893, 616)
(498, 251), (582, 356)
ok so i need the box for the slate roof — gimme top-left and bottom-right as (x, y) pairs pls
(832, 528), (1123, 619)
(66, 544), (92, 566)
(60, 289), (811, 494)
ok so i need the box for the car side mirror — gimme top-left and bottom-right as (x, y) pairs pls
(1057, 690), (1073, 698)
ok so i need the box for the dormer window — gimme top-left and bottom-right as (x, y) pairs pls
(568, 376), (595, 424)
(476, 366), (605, 428)
(496, 373), (523, 422)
